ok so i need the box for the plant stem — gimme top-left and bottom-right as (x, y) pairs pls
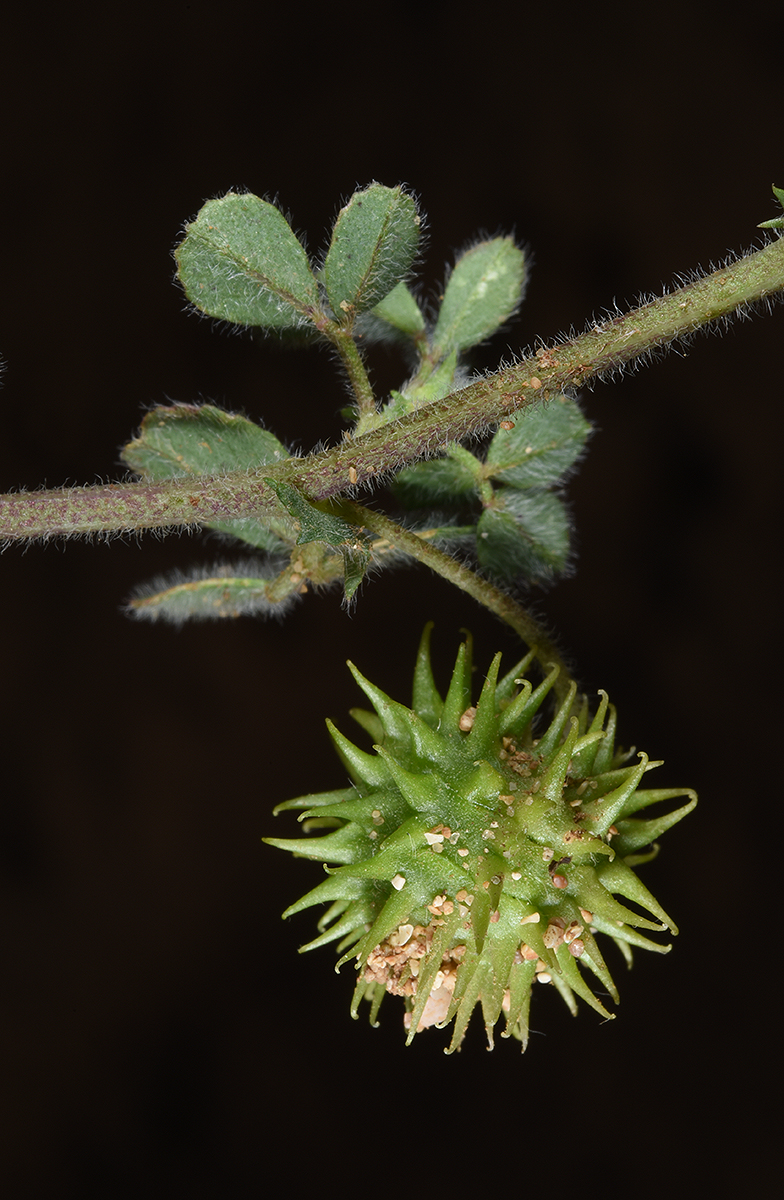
(334, 498), (575, 699)
(0, 476), (293, 540)
(321, 319), (377, 421)
(1, 234), (782, 541)
(299, 234), (784, 500)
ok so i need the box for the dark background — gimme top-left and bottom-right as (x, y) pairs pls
(1, 3), (780, 1195)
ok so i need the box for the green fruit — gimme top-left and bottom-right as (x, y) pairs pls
(265, 626), (696, 1051)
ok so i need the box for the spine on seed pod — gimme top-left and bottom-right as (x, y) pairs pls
(265, 625), (696, 1052)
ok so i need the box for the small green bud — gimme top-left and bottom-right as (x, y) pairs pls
(757, 184), (784, 231)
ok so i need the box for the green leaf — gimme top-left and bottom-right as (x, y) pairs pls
(268, 481), (371, 602)
(368, 280), (426, 337)
(353, 283), (426, 360)
(476, 489), (571, 582)
(123, 404), (288, 479)
(324, 184), (421, 317)
(393, 455), (479, 510)
(402, 351), (461, 406)
(128, 563), (302, 624)
(175, 193), (320, 330)
(758, 183), (784, 230)
(342, 542), (371, 602)
(485, 399), (591, 488)
(122, 404), (291, 552)
(267, 480), (360, 546)
(378, 352), (461, 426)
(431, 237), (526, 358)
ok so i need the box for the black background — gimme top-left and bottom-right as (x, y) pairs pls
(1, 3), (780, 1195)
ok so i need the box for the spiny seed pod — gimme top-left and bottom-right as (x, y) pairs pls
(265, 626), (696, 1051)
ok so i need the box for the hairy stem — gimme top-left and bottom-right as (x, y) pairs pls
(0, 475), (294, 540)
(2, 234), (782, 541)
(321, 319), (377, 420)
(300, 234), (784, 499)
(335, 499), (575, 699)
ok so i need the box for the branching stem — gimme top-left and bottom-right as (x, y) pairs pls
(1, 234), (782, 541)
(334, 498), (575, 700)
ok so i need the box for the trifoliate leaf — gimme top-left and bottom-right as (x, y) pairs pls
(324, 184), (421, 317)
(122, 404), (291, 552)
(476, 488), (571, 582)
(431, 237), (526, 358)
(485, 399), (591, 488)
(176, 193), (320, 329)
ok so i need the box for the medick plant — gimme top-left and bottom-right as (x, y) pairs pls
(2, 183), (783, 1051)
